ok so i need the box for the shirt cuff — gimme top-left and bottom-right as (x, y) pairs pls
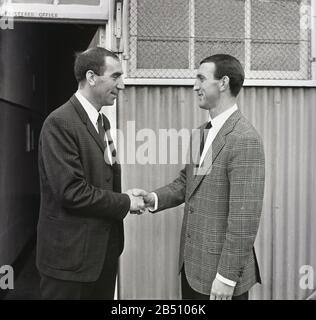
(148, 192), (158, 212)
(216, 273), (237, 287)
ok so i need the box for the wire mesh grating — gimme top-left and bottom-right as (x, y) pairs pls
(127, 0), (312, 80)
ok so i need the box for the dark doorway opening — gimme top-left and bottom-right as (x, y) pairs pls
(0, 21), (99, 299)
(43, 23), (99, 115)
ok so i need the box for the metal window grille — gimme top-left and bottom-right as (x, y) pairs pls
(127, 0), (312, 80)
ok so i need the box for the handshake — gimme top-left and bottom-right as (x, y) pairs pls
(125, 189), (156, 214)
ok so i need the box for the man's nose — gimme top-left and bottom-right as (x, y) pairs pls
(193, 80), (200, 91)
(117, 77), (125, 90)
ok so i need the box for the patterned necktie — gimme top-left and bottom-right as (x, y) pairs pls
(200, 120), (212, 157)
(97, 113), (117, 164)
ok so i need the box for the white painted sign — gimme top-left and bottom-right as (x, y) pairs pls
(0, 0), (109, 22)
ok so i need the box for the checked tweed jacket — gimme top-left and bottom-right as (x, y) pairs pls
(154, 109), (265, 296)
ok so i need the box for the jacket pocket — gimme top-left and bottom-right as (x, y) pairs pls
(206, 241), (224, 255)
(38, 216), (87, 271)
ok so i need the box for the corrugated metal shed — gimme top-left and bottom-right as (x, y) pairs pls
(118, 86), (316, 300)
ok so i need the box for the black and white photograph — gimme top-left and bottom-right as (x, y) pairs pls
(0, 0), (316, 304)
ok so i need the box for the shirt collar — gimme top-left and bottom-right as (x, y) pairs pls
(208, 104), (238, 128)
(75, 90), (100, 128)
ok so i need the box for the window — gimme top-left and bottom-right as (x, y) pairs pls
(127, 0), (313, 80)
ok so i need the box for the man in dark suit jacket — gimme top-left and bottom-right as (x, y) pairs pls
(36, 47), (144, 300)
(134, 54), (265, 300)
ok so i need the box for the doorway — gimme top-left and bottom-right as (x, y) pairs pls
(0, 21), (99, 299)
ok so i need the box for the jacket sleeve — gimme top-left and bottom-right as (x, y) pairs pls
(39, 115), (130, 220)
(217, 135), (265, 282)
(153, 166), (187, 212)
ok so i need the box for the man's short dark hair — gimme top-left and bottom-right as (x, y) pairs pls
(74, 47), (119, 83)
(200, 54), (245, 97)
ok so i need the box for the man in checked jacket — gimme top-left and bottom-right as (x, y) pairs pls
(134, 54), (265, 300)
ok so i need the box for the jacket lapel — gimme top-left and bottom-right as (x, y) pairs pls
(70, 95), (105, 154)
(187, 110), (242, 199)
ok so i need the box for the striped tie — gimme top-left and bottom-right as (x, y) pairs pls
(97, 113), (117, 164)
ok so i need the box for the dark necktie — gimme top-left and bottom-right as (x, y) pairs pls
(200, 120), (212, 157)
(97, 113), (117, 164)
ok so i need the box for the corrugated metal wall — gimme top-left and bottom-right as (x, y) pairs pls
(118, 86), (316, 300)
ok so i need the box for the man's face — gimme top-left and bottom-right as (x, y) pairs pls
(194, 62), (221, 110)
(93, 56), (124, 106)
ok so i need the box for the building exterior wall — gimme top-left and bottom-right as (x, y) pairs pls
(118, 85), (316, 300)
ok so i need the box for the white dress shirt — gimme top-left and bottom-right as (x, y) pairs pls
(151, 104), (239, 288)
(199, 104), (238, 167)
(75, 91), (113, 165)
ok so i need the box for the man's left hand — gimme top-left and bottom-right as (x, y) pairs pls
(210, 278), (234, 300)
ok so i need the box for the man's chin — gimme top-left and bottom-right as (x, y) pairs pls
(198, 104), (208, 110)
(102, 99), (116, 106)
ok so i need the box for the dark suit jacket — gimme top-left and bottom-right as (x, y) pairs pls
(154, 110), (265, 296)
(36, 95), (130, 282)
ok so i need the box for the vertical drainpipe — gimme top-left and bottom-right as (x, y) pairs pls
(312, 0), (316, 81)
(104, 0), (120, 300)
(100, 0), (118, 152)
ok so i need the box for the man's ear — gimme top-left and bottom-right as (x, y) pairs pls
(220, 76), (230, 92)
(86, 70), (96, 87)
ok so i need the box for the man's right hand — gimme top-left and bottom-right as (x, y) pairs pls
(131, 189), (156, 209)
(125, 190), (145, 213)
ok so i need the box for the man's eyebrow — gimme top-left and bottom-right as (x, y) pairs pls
(196, 73), (205, 79)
